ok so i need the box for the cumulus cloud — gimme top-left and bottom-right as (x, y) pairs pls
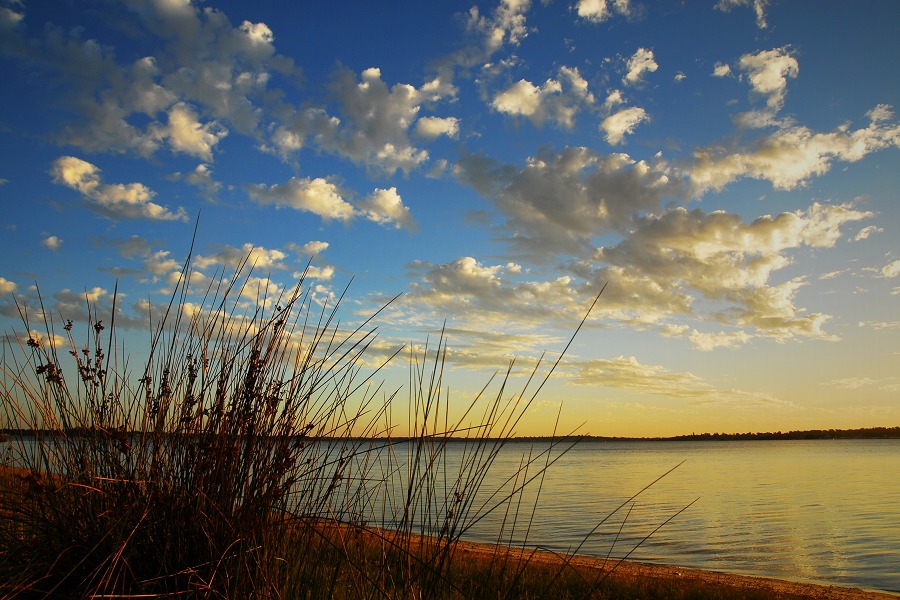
(0, 277), (17, 295)
(407, 256), (580, 327)
(737, 47), (798, 110)
(493, 79), (546, 117)
(880, 260), (900, 278)
(603, 90), (625, 111)
(713, 62), (732, 78)
(195, 243), (288, 271)
(601, 106), (649, 145)
(297, 265), (334, 281)
(42, 235), (62, 251)
(107, 235), (154, 260)
(688, 106), (900, 194)
(623, 48), (657, 86)
(852, 226), (882, 242)
(466, 0), (531, 55)
(2, 2), (295, 156)
(286, 66), (461, 175)
(248, 178), (414, 229)
(180, 163), (222, 199)
(143, 250), (182, 278)
(246, 177), (357, 222)
(287, 241), (329, 257)
(690, 329), (752, 351)
(590, 202), (871, 342)
(574, 0), (632, 23)
(414, 116), (460, 139)
(358, 187), (416, 230)
(491, 66), (595, 129)
(715, 0), (769, 29)
(455, 147), (673, 256)
(50, 156), (187, 221)
(155, 102), (227, 161)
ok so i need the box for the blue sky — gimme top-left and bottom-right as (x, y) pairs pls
(1, 0), (898, 437)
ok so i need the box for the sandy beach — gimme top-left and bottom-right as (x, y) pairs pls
(451, 538), (898, 600)
(3, 464), (897, 598)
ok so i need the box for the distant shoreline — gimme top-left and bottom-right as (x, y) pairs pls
(4, 426), (898, 442)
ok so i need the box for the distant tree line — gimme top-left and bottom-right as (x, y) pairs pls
(648, 426), (900, 441)
(3, 426), (899, 442)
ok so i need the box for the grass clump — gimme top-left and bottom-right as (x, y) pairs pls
(0, 249), (603, 599)
(2, 251), (759, 599)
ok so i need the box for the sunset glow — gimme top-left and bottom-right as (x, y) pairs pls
(1, 0), (898, 437)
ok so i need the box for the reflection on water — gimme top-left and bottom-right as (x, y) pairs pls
(5, 436), (898, 592)
(462, 439), (900, 593)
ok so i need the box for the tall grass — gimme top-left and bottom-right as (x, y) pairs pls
(0, 249), (630, 598)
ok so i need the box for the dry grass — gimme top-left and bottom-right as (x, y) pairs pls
(0, 245), (765, 599)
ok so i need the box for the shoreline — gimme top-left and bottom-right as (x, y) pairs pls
(449, 537), (899, 599)
(4, 465), (896, 599)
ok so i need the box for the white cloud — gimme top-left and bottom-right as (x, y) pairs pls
(415, 116), (460, 139)
(246, 177), (357, 222)
(493, 79), (547, 117)
(155, 102), (227, 161)
(689, 108), (900, 194)
(455, 147), (673, 256)
(690, 329), (753, 351)
(491, 66), (594, 129)
(661, 323), (690, 338)
(737, 47), (798, 110)
(195, 243), (288, 271)
(358, 187), (416, 230)
(712, 62), (732, 78)
(603, 90), (625, 111)
(590, 202), (870, 341)
(311, 66), (443, 174)
(568, 354), (781, 405)
(466, 0), (531, 55)
(42, 235), (62, 251)
(819, 270), (846, 281)
(858, 320), (900, 331)
(571, 355), (705, 395)
(826, 376), (896, 389)
(143, 250), (181, 277)
(183, 163), (222, 199)
(0, 277), (17, 295)
(715, 0), (769, 29)
(50, 156), (187, 221)
(601, 106), (649, 145)
(2, 2), (294, 156)
(288, 241), (329, 257)
(623, 48), (657, 86)
(574, 0), (632, 23)
(408, 256), (580, 327)
(297, 265), (334, 281)
(674, 72), (686, 82)
(880, 260), (900, 278)
(108, 235), (153, 260)
(239, 20), (274, 46)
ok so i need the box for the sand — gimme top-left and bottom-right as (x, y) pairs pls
(451, 539), (898, 599)
(2, 464), (895, 598)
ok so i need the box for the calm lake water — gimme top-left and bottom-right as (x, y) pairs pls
(453, 439), (900, 594)
(7, 436), (898, 593)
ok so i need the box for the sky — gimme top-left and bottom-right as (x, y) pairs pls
(0, 0), (898, 438)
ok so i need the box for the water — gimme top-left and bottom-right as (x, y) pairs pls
(452, 439), (900, 594)
(6, 436), (898, 593)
